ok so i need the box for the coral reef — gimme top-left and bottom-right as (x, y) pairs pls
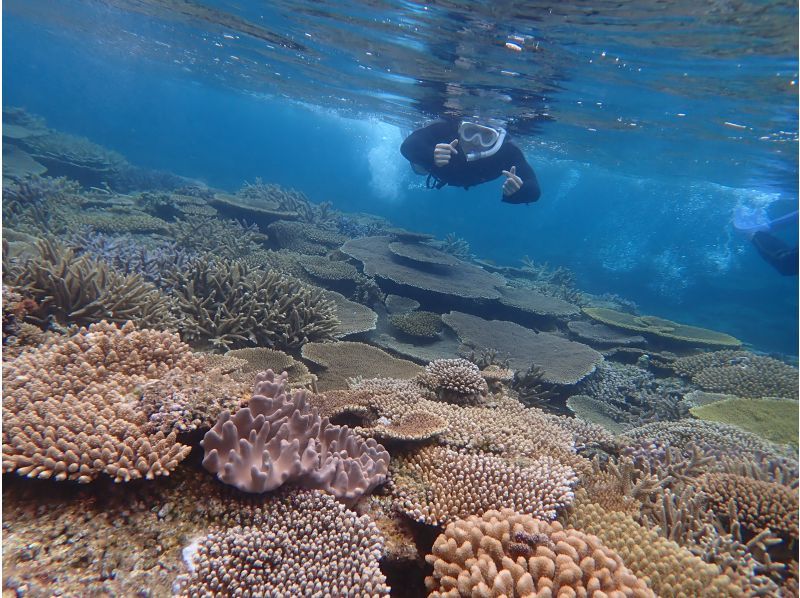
(3, 117), (797, 596)
(418, 358), (489, 405)
(698, 473), (798, 539)
(689, 397), (798, 446)
(394, 446), (577, 526)
(201, 370), (390, 500)
(583, 307), (742, 347)
(389, 310), (443, 339)
(566, 490), (747, 597)
(496, 284), (580, 317)
(167, 256), (338, 351)
(5, 239), (175, 329)
(301, 341), (424, 391)
(342, 235), (506, 300)
(224, 347), (316, 388)
(425, 509), (653, 597)
(442, 310), (603, 384)
(178, 489), (389, 597)
(2, 322), (197, 482)
(672, 350), (799, 399)
(323, 289), (379, 337)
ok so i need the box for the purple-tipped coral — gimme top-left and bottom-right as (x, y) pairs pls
(201, 370), (390, 500)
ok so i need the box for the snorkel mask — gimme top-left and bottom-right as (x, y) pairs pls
(458, 121), (506, 162)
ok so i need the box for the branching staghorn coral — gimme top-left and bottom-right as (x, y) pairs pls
(565, 489), (748, 597)
(69, 230), (196, 288)
(3, 175), (85, 235)
(511, 364), (559, 408)
(167, 256), (338, 351)
(4, 239), (176, 330)
(170, 216), (267, 260)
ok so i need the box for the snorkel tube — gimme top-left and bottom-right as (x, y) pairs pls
(459, 121), (507, 162)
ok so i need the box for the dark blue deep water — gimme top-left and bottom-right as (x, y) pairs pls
(4, 0), (799, 355)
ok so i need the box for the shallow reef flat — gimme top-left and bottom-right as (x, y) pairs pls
(3, 111), (798, 597)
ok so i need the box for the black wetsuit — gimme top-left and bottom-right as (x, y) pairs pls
(751, 231), (798, 276)
(400, 120), (541, 204)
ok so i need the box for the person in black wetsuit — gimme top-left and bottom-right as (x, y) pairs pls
(750, 230), (798, 276)
(734, 208), (798, 276)
(400, 119), (541, 204)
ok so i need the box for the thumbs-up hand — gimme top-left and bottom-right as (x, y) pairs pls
(434, 138), (459, 167)
(501, 165), (522, 196)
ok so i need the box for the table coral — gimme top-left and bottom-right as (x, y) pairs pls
(301, 341), (424, 391)
(442, 310), (603, 385)
(583, 307), (742, 347)
(389, 310), (443, 339)
(342, 235), (505, 300)
(689, 397), (798, 446)
(394, 446), (577, 526)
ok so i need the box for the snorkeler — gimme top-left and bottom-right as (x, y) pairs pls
(400, 119), (541, 204)
(734, 207), (798, 276)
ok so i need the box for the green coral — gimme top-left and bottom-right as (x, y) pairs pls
(389, 311), (443, 339)
(167, 256), (338, 351)
(690, 398), (798, 446)
(582, 307), (741, 348)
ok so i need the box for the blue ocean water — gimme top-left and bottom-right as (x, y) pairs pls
(3, 0), (798, 355)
